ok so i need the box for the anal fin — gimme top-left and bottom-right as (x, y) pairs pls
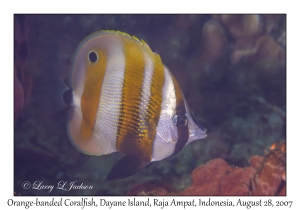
(106, 155), (150, 180)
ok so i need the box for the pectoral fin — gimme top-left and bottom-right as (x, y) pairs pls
(106, 155), (150, 180)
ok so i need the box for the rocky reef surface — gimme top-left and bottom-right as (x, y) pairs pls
(127, 142), (286, 196)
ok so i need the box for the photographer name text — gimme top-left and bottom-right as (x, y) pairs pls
(22, 181), (93, 193)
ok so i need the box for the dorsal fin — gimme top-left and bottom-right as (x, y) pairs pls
(106, 155), (150, 180)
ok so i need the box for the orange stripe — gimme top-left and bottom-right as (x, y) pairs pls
(80, 50), (107, 139)
(116, 35), (165, 161)
(116, 36), (154, 160)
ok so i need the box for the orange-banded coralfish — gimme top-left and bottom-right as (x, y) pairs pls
(68, 30), (207, 180)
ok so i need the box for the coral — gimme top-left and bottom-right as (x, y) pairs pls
(250, 142), (286, 195)
(212, 15), (262, 39)
(181, 159), (254, 195)
(231, 35), (285, 68)
(200, 20), (228, 63)
(210, 14), (285, 68)
(127, 142), (286, 196)
(198, 142), (286, 196)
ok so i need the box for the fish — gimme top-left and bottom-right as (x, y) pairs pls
(67, 30), (207, 180)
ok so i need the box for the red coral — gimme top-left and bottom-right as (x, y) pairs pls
(250, 142), (286, 195)
(127, 142), (286, 196)
(181, 159), (254, 195)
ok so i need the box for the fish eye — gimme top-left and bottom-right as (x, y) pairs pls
(88, 51), (98, 63)
(173, 114), (188, 127)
